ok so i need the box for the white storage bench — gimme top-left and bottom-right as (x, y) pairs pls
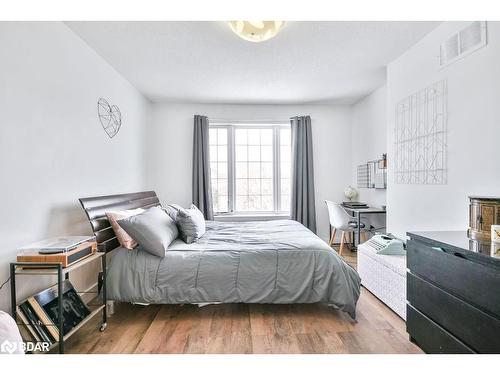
(357, 242), (407, 320)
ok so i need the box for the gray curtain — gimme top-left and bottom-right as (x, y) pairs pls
(192, 115), (214, 220)
(290, 115), (316, 233)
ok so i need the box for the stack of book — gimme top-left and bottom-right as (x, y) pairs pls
(342, 201), (368, 209)
(17, 280), (91, 345)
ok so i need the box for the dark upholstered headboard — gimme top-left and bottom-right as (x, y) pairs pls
(79, 191), (160, 253)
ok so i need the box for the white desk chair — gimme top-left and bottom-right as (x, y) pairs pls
(325, 200), (369, 256)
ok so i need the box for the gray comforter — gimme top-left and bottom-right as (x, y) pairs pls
(107, 220), (361, 318)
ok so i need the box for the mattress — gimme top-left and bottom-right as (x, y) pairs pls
(106, 220), (361, 318)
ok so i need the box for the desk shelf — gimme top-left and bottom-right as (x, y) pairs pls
(41, 304), (105, 353)
(10, 252), (108, 354)
(14, 252), (104, 276)
(342, 206), (387, 248)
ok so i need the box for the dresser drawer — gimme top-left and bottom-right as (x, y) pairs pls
(407, 240), (500, 317)
(407, 305), (475, 354)
(408, 272), (500, 353)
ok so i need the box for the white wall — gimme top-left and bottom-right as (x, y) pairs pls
(145, 103), (353, 242)
(387, 21), (500, 239)
(351, 85), (387, 207)
(350, 85), (388, 232)
(0, 22), (150, 311)
(8, 20), (495, 314)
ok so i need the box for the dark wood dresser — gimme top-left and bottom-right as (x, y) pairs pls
(468, 196), (500, 241)
(406, 231), (500, 353)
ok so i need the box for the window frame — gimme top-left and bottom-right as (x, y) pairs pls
(209, 121), (291, 216)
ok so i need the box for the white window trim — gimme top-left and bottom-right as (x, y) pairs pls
(209, 121), (290, 217)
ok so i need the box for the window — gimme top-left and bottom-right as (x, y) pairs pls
(209, 123), (291, 215)
(209, 128), (228, 212)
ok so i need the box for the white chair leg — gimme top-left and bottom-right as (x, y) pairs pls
(329, 228), (337, 247)
(339, 231), (346, 256)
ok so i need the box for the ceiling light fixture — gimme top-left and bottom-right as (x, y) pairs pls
(228, 21), (285, 42)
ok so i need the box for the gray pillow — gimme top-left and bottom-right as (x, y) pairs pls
(163, 203), (183, 221)
(176, 204), (206, 244)
(118, 206), (178, 257)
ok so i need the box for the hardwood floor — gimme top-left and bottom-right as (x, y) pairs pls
(63, 246), (421, 354)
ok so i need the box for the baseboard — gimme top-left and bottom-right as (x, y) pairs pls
(79, 281), (115, 316)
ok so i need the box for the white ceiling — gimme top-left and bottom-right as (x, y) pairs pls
(66, 21), (439, 104)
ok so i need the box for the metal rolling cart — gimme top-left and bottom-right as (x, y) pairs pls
(10, 252), (107, 354)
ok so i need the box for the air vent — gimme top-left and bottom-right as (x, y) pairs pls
(460, 21), (483, 52)
(439, 21), (487, 68)
(440, 34), (459, 63)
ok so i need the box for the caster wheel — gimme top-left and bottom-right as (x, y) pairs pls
(100, 323), (107, 332)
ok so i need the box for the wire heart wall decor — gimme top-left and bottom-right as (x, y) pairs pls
(98, 98), (122, 138)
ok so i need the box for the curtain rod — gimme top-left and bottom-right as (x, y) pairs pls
(208, 118), (289, 125)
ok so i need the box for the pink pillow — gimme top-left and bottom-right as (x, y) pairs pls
(105, 208), (145, 249)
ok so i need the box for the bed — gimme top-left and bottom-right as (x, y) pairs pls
(79, 191), (361, 319)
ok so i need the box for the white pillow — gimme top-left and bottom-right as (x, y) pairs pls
(0, 311), (24, 354)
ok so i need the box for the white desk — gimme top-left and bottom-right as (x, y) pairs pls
(342, 206), (386, 247)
